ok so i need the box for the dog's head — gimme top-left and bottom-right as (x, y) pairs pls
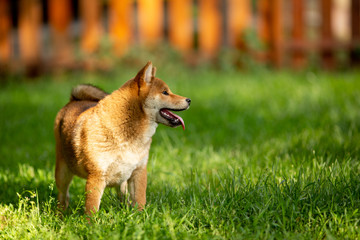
(133, 62), (191, 130)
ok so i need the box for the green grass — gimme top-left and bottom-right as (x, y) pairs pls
(1, 65), (360, 239)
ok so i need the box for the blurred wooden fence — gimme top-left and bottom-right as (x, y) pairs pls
(0, 0), (360, 75)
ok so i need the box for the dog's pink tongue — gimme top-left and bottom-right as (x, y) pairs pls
(164, 109), (185, 130)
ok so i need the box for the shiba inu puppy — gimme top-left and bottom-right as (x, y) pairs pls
(54, 62), (191, 215)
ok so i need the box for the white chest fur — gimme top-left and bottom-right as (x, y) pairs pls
(94, 123), (157, 187)
(96, 141), (151, 187)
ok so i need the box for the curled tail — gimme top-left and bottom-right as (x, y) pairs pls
(70, 84), (108, 102)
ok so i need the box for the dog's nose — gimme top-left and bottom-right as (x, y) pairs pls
(186, 98), (191, 105)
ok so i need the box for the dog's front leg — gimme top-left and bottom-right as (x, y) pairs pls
(128, 166), (147, 210)
(116, 181), (129, 204)
(85, 176), (106, 216)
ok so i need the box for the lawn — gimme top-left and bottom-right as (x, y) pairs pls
(0, 64), (360, 239)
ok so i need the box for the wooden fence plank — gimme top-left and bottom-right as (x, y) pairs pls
(48, 0), (72, 66)
(109, 0), (133, 56)
(137, 0), (163, 45)
(270, 0), (283, 67)
(321, 0), (334, 69)
(258, 0), (270, 45)
(80, 0), (102, 54)
(258, 0), (283, 67)
(168, 0), (193, 52)
(227, 0), (251, 48)
(0, 0), (11, 67)
(18, 0), (42, 74)
(198, 0), (221, 57)
(351, 0), (360, 66)
(257, 0), (271, 63)
(291, 0), (306, 68)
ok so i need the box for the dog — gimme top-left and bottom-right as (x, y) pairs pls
(54, 62), (191, 215)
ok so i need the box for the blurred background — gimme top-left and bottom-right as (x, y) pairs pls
(0, 0), (359, 76)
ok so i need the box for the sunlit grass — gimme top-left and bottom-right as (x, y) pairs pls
(0, 67), (360, 239)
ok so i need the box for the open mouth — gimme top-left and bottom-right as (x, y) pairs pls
(159, 108), (186, 130)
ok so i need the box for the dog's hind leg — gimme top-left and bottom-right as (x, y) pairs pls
(55, 145), (73, 212)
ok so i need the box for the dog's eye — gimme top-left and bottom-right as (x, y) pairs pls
(162, 91), (169, 96)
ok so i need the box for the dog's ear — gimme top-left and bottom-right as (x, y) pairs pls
(144, 62), (153, 84)
(135, 61), (153, 86)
